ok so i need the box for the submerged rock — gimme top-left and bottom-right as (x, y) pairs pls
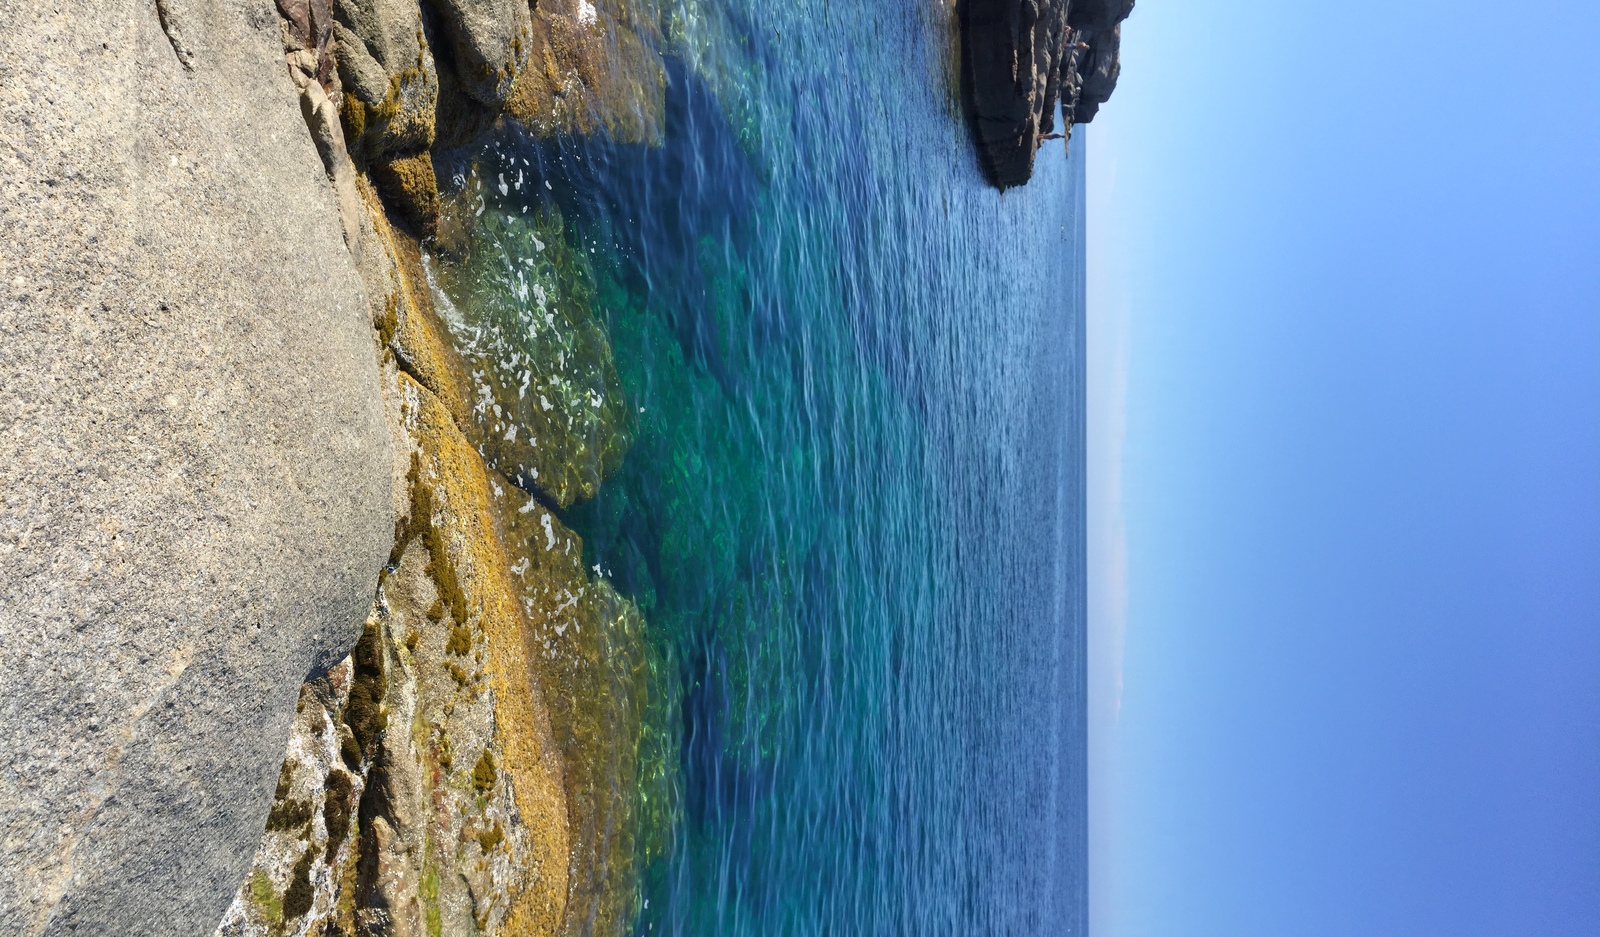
(497, 489), (679, 937)
(431, 199), (632, 510)
(0, 3), (393, 934)
(962, 0), (1133, 187)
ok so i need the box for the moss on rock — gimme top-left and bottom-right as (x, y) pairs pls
(370, 151), (442, 239)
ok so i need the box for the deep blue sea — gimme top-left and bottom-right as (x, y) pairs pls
(434, 0), (1087, 931)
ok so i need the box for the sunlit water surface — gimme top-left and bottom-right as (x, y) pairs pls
(429, 0), (1086, 932)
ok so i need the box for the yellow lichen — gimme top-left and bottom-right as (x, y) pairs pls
(393, 370), (571, 935)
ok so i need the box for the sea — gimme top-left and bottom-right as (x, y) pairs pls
(430, 0), (1087, 932)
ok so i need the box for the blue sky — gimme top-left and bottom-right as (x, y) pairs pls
(1085, 2), (1600, 935)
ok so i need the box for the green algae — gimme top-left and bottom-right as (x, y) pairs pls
(247, 868), (284, 927)
(420, 858), (443, 937)
(472, 747), (499, 793)
(322, 770), (355, 862)
(344, 618), (388, 761)
(265, 761), (315, 834)
(282, 847), (317, 920)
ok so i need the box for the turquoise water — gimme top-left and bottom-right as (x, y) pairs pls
(436, 0), (1086, 932)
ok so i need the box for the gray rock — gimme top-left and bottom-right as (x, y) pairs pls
(1071, 23), (1123, 124)
(1067, 0), (1135, 30)
(423, 0), (531, 109)
(0, 1), (393, 934)
(963, 0), (1075, 187)
(333, 0), (439, 159)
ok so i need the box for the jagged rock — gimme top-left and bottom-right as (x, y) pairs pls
(1071, 22), (1122, 124)
(962, 0), (1133, 187)
(210, 666), (367, 936)
(277, 0), (338, 90)
(216, 365), (577, 937)
(0, 2), (394, 934)
(1067, 0), (1134, 29)
(332, 0), (439, 161)
(424, 0), (533, 110)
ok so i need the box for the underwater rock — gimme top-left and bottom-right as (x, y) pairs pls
(962, 0), (1133, 187)
(432, 201), (632, 510)
(0, 3), (393, 934)
(497, 488), (678, 937)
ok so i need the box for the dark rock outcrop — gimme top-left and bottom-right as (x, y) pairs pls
(962, 0), (1133, 187)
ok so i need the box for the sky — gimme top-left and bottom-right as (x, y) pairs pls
(1084, 2), (1600, 935)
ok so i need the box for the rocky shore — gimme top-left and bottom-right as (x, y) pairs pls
(963, 0), (1133, 187)
(0, 0), (1117, 932)
(1, 1), (663, 934)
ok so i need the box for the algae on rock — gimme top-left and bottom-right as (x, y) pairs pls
(217, 368), (576, 937)
(225, 158), (675, 933)
(505, 0), (667, 145)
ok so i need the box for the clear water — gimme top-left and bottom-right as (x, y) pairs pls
(432, 0), (1087, 932)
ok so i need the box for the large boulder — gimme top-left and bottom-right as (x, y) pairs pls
(963, 0), (1070, 187)
(1071, 22), (1123, 124)
(1067, 0), (1135, 29)
(333, 0), (440, 162)
(424, 0), (532, 110)
(0, 1), (393, 933)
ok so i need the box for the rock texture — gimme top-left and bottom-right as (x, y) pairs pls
(963, 0), (1133, 187)
(3, 0), (676, 932)
(216, 171), (670, 937)
(0, 2), (394, 934)
(214, 362), (576, 937)
(331, 0), (665, 237)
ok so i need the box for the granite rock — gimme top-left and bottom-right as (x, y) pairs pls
(333, 0), (440, 159)
(424, 0), (533, 110)
(0, 2), (393, 933)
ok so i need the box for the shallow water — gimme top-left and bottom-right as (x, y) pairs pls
(430, 0), (1087, 932)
